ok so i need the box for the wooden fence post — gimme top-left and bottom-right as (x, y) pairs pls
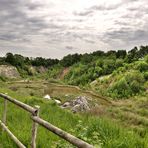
(0, 120), (26, 148)
(31, 105), (40, 148)
(2, 99), (7, 131)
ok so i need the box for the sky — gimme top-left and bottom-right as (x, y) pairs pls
(0, 0), (148, 59)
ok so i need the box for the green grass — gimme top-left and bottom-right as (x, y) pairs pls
(0, 85), (148, 148)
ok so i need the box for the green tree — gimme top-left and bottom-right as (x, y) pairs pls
(5, 53), (16, 66)
(116, 50), (127, 59)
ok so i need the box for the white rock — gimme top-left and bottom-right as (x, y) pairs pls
(62, 102), (71, 107)
(55, 99), (61, 104)
(44, 94), (51, 100)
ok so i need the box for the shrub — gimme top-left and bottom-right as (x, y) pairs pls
(143, 72), (148, 80)
(0, 76), (7, 82)
(115, 59), (124, 68)
(136, 61), (148, 72)
(48, 65), (63, 78)
(130, 80), (143, 94)
(125, 71), (145, 85)
(103, 59), (116, 74)
(108, 77), (132, 98)
(144, 55), (148, 63)
(108, 71), (145, 98)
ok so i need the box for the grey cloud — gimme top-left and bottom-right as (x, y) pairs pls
(65, 46), (76, 51)
(0, 0), (148, 58)
(103, 28), (148, 43)
(0, 0), (55, 44)
(73, 10), (93, 16)
(89, 3), (121, 11)
(45, 30), (97, 46)
(73, 0), (142, 17)
(25, 2), (43, 10)
(73, 2), (121, 17)
(83, 39), (95, 44)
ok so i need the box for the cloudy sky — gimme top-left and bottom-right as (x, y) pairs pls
(0, 0), (148, 58)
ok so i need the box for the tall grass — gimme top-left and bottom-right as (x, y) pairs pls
(0, 88), (147, 148)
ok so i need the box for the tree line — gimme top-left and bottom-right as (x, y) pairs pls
(0, 45), (148, 68)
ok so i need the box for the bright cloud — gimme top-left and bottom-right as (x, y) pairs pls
(0, 0), (148, 58)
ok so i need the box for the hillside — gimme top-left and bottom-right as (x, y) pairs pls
(91, 58), (148, 98)
(0, 46), (148, 147)
(0, 81), (147, 147)
(47, 46), (148, 99)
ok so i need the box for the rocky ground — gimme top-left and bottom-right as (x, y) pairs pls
(61, 96), (91, 113)
(0, 65), (20, 78)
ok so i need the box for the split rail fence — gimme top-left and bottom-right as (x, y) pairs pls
(0, 93), (93, 148)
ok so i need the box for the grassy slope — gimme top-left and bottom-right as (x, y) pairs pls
(0, 81), (148, 148)
(88, 58), (148, 137)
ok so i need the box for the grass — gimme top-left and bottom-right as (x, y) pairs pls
(0, 81), (148, 148)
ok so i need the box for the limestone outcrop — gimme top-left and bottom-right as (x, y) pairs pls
(0, 65), (20, 78)
(61, 96), (90, 113)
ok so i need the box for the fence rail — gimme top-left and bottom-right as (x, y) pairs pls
(0, 93), (37, 115)
(0, 93), (93, 148)
(0, 120), (26, 148)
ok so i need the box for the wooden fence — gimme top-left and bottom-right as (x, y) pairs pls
(0, 93), (93, 148)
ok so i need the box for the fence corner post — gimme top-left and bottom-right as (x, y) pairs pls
(31, 105), (40, 148)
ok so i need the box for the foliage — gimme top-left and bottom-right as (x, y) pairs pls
(136, 61), (148, 72)
(108, 77), (132, 98)
(3, 53), (59, 68)
(116, 50), (127, 59)
(55, 120), (102, 147)
(48, 64), (63, 79)
(31, 57), (59, 67)
(0, 76), (7, 82)
(0, 45), (148, 98)
(107, 70), (145, 98)
(60, 54), (82, 67)
(92, 58), (147, 99)
(143, 72), (148, 80)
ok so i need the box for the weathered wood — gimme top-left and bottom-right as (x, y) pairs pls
(0, 93), (93, 148)
(2, 99), (7, 131)
(0, 93), (37, 115)
(31, 105), (40, 148)
(31, 116), (93, 148)
(0, 120), (26, 148)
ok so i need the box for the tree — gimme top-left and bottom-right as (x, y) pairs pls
(92, 50), (105, 57)
(60, 54), (81, 67)
(116, 50), (127, 59)
(126, 47), (138, 63)
(138, 46), (148, 58)
(106, 50), (117, 57)
(5, 53), (16, 66)
(136, 61), (148, 72)
(81, 53), (93, 64)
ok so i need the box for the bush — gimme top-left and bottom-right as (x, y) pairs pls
(108, 71), (145, 98)
(108, 77), (132, 98)
(125, 71), (145, 85)
(130, 80), (143, 94)
(48, 65), (63, 78)
(103, 59), (116, 74)
(0, 76), (7, 82)
(136, 61), (148, 72)
(115, 59), (124, 68)
(94, 66), (103, 77)
(145, 55), (148, 63)
(143, 72), (148, 80)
